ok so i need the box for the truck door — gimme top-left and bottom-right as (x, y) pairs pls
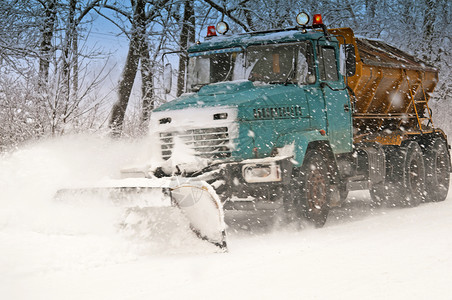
(318, 44), (353, 154)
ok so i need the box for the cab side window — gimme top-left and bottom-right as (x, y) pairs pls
(319, 46), (339, 81)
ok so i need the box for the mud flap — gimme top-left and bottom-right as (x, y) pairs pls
(55, 177), (227, 250)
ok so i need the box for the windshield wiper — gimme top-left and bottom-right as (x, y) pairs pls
(221, 54), (235, 82)
(284, 50), (296, 86)
(284, 67), (295, 86)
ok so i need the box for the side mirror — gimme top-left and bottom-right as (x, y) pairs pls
(163, 63), (173, 94)
(344, 44), (356, 77)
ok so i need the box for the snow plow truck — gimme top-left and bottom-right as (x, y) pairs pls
(60, 13), (451, 250)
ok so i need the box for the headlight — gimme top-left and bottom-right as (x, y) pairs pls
(296, 12), (310, 26)
(242, 164), (282, 183)
(216, 21), (229, 34)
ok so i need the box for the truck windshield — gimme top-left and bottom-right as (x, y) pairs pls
(187, 49), (244, 92)
(246, 42), (315, 84)
(186, 42), (315, 92)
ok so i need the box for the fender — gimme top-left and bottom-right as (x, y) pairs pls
(277, 130), (328, 167)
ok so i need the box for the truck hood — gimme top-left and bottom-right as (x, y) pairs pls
(154, 81), (309, 120)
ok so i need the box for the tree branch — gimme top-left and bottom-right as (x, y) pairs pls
(202, 0), (250, 32)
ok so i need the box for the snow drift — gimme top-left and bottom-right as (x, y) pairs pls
(0, 135), (220, 255)
(1, 135), (452, 300)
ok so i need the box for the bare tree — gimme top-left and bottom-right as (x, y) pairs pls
(38, 0), (57, 88)
(176, 0), (195, 97)
(0, 0), (113, 145)
(107, 0), (173, 136)
(202, 0), (251, 31)
(0, 0), (450, 148)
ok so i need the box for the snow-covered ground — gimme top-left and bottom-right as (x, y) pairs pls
(1, 136), (452, 300)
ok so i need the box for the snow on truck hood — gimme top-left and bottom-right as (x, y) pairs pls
(153, 81), (260, 112)
(152, 81), (311, 120)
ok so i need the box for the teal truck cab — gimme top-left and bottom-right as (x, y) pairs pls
(149, 13), (450, 227)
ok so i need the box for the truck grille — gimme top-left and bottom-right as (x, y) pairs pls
(159, 127), (232, 160)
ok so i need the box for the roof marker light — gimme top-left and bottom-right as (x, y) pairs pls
(296, 12), (310, 26)
(207, 25), (217, 37)
(216, 21), (229, 34)
(312, 14), (323, 26)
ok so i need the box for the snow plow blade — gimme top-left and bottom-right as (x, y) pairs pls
(55, 177), (227, 250)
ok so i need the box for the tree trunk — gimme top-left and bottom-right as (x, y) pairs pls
(176, 0), (194, 97)
(243, 5), (256, 31)
(60, 0), (77, 125)
(344, 0), (359, 28)
(72, 29), (78, 100)
(366, 0), (377, 19)
(109, 0), (146, 136)
(38, 0), (57, 89)
(140, 40), (154, 126)
(422, 0), (436, 61)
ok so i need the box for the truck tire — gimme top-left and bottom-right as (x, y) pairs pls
(297, 149), (331, 227)
(339, 183), (349, 202)
(424, 138), (450, 202)
(386, 141), (426, 207)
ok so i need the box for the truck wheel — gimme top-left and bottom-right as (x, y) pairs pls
(298, 150), (331, 227)
(387, 141), (426, 207)
(339, 184), (349, 202)
(424, 138), (450, 202)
